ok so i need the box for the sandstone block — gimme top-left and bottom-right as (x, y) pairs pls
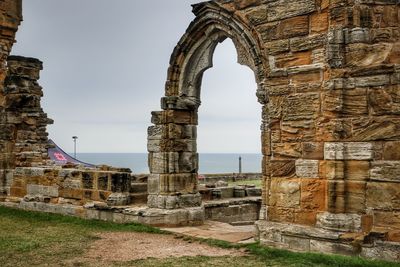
(265, 0), (315, 22)
(383, 141), (400, 160)
(270, 179), (300, 208)
(281, 120), (316, 142)
(310, 239), (357, 256)
(151, 110), (198, 125)
(351, 117), (400, 141)
(283, 93), (320, 121)
(327, 181), (366, 213)
(310, 12), (328, 33)
(323, 88), (368, 116)
(272, 143), (302, 159)
(373, 211), (400, 230)
(370, 161), (400, 182)
(296, 160), (319, 178)
(324, 142), (375, 160)
(275, 51), (312, 69)
(159, 173), (197, 194)
(290, 34), (326, 52)
(270, 160), (296, 177)
(324, 160), (370, 181)
(366, 182), (400, 210)
(316, 212), (362, 232)
(302, 142), (324, 159)
(26, 184), (58, 197)
(300, 179), (326, 211)
(106, 193), (130, 206)
(369, 85), (400, 115)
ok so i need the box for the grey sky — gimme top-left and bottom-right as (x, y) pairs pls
(12, 0), (261, 153)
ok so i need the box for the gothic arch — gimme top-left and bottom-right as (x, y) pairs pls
(147, 2), (269, 210)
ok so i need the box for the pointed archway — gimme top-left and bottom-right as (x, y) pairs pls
(147, 2), (269, 212)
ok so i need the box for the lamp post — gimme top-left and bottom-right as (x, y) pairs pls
(72, 136), (78, 159)
(239, 156), (242, 174)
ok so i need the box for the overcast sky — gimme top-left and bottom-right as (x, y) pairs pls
(11, 0), (261, 153)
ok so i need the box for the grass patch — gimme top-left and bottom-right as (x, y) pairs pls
(0, 205), (399, 267)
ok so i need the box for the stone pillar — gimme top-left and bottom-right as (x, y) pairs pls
(0, 0), (23, 196)
(3, 56), (53, 169)
(147, 107), (201, 209)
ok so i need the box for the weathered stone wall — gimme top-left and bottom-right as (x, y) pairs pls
(148, 0), (400, 261)
(0, 0), (23, 196)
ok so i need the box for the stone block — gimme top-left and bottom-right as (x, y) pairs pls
(282, 235), (310, 251)
(327, 181), (366, 213)
(265, 0), (315, 22)
(302, 142), (324, 159)
(26, 184), (58, 197)
(316, 212), (362, 232)
(267, 206), (295, 223)
(272, 143), (302, 159)
(264, 39), (290, 55)
(310, 11), (328, 33)
(324, 160), (370, 181)
(361, 241), (400, 262)
(290, 34), (326, 52)
(296, 160), (319, 178)
(324, 142), (375, 160)
(270, 160), (296, 177)
(300, 179), (326, 211)
(310, 240), (357, 256)
(370, 161), (400, 182)
(159, 173), (197, 194)
(383, 141), (400, 160)
(106, 193), (130, 206)
(369, 85), (400, 115)
(219, 187), (234, 198)
(351, 117), (400, 141)
(366, 182), (400, 210)
(275, 51), (312, 69)
(322, 88), (368, 116)
(373, 211), (400, 230)
(283, 93), (320, 121)
(270, 179), (300, 208)
(151, 110), (197, 125)
(281, 120), (316, 142)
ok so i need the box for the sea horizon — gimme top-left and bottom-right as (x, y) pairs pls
(73, 152), (262, 174)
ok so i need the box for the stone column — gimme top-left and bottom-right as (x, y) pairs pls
(0, 1), (23, 197)
(147, 99), (201, 209)
(4, 56), (53, 168)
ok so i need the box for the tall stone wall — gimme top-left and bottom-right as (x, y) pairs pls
(149, 0), (400, 261)
(0, 0), (23, 196)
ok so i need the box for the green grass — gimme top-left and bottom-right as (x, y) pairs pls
(0, 205), (399, 267)
(228, 179), (262, 188)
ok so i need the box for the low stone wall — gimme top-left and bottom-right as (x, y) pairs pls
(204, 197), (261, 225)
(1, 201), (204, 227)
(6, 166), (134, 206)
(199, 173), (261, 184)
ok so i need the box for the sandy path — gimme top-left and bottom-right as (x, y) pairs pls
(83, 232), (245, 262)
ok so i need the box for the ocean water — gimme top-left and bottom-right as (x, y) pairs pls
(75, 153), (262, 174)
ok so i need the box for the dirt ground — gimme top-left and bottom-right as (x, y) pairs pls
(82, 232), (245, 263)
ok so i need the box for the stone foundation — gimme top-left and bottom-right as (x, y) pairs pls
(256, 220), (400, 262)
(1, 201), (204, 227)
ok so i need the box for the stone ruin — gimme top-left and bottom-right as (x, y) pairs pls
(0, 0), (400, 262)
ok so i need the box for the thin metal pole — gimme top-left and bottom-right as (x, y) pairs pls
(72, 136), (78, 159)
(239, 156), (242, 174)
